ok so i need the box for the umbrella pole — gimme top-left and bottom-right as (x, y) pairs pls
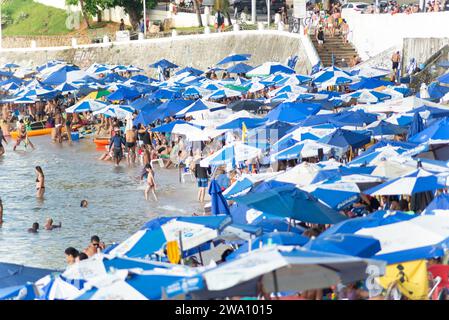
(198, 248), (204, 266)
(178, 231), (184, 265)
(287, 218), (292, 232)
(272, 270), (279, 300)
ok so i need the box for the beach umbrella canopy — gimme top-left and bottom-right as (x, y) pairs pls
(226, 232), (310, 261)
(206, 88), (243, 100)
(227, 99), (265, 112)
(302, 181), (360, 210)
(40, 65), (82, 85)
(216, 54), (251, 65)
(92, 104), (135, 119)
(265, 102), (321, 123)
(0, 262), (57, 289)
(12, 96), (36, 104)
(409, 117), (449, 144)
(312, 66), (354, 85)
(65, 99), (108, 113)
(407, 112), (425, 139)
(35, 275), (82, 300)
(181, 86), (211, 98)
(270, 140), (335, 161)
(319, 129), (371, 150)
(234, 181), (348, 224)
(348, 145), (405, 167)
(367, 120), (408, 137)
(351, 213), (449, 263)
(208, 180), (231, 215)
(248, 120), (294, 142)
(107, 215), (232, 259)
(437, 72), (449, 85)
(200, 142), (262, 168)
(74, 267), (201, 300)
(226, 63), (254, 74)
(423, 193), (449, 215)
(54, 82), (78, 94)
(246, 62), (295, 77)
(216, 117), (266, 130)
(304, 234), (381, 258)
(331, 110), (378, 127)
(175, 99), (225, 117)
(0, 283), (39, 300)
(343, 89), (392, 104)
(349, 77), (394, 90)
(143, 99), (193, 123)
(365, 169), (447, 196)
(172, 246), (384, 299)
(350, 66), (390, 79)
(151, 120), (202, 134)
(174, 66), (203, 76)
(148, 59), (178, 70)
(106, 87), (140, 101)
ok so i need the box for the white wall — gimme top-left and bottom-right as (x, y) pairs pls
(342, 11), (449, 61)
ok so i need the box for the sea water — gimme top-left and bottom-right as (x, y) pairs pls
(0, 136), (203, 270)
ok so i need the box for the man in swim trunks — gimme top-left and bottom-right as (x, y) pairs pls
(0, 127), (7, 156)
(13, 119), (35, 151)
(125, 126), (138, 165)
(109, 129), (126, 166)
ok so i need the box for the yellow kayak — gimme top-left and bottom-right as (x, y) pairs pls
(10, 128), (53, 139)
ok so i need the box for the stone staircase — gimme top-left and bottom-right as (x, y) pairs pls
(310, 33), (360, 68)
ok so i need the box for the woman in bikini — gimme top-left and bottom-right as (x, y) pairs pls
(144, 163), (158, 201)
(35, 166), (45, 199)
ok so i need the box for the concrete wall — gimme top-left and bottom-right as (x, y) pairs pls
(403, 37), (449, 67)
(0, 30), (314, 75)
(342, 11), (449, 61)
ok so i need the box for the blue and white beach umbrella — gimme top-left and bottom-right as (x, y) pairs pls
(302, 181), (360, 210)
(343, 89), (392, 104)
(365, 168), (448, 196)
(92, 104), (135, 119)
(205, 88), (243, 100)
(246, 62), (295, 77)
(200, 142), (262, 168)
(66, 99), (108, 113)
(107, 215), (232, 259)
(304, 234), (381, 258)
(35, 275), (83, 300)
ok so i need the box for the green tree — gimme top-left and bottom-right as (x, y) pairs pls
(110, 0), (158, 30)
(66, 0), (115, 28)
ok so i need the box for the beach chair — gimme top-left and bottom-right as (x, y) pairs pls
(151, 158), (165, 168)
(181, 166), (195, 183)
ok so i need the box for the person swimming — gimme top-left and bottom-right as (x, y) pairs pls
(80, 200), (88, 208)
(28, 222), (39, 233)
(44, 218), (61, 230)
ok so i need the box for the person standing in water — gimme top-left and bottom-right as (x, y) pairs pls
(109, 129), (126, 166)
(125, 126), (138, 165)
(0, 127), (7, 156)
(35, 166), (45, 199)
(13, 120), (35, 151)
(144, 163), (158, 201)
(0, 197), (4, 225)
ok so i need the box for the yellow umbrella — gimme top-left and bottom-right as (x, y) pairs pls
(377, 260), (429, 300)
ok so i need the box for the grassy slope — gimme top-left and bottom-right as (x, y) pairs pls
(2, 0), (70, 36)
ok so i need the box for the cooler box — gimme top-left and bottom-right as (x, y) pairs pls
(71, 132), (80, 141)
